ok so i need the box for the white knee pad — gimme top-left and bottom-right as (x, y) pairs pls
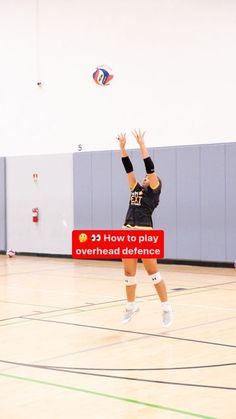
(149, 272), (162, 284)
(124, 276), (137, 286)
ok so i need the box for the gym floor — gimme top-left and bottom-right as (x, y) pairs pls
(0, 256), (235, 419)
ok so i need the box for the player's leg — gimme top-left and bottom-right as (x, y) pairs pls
(142, 258), (173, 327)
(121, 258), (139, 323)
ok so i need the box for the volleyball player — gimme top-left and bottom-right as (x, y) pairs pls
(117, 129), (173, 327)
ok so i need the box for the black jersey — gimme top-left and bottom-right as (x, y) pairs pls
(124, 181), (161, 228)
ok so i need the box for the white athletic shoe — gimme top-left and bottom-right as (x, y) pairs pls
(122, 305), (139, 324)
(162, 307), (173, 327)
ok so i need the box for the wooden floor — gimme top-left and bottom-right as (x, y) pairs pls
(0, 255), (235, 419)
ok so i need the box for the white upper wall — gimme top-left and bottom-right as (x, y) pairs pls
(0, 0), (236, 156)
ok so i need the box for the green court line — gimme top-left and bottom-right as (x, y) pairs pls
(0, 371), (216, 418)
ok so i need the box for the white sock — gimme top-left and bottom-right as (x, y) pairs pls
(161, 301), (172, 311)
(127, 301), (136, 309)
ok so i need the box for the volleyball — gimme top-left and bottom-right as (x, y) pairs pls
(6, 249), (16, 258)
(93, 66), (113, 86)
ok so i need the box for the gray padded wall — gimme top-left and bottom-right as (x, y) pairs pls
(73, 143), (236, 262)
(225, 143), (236, 262)
(0, 157), (6, 251)
(91, 151), (112, 229)
(73, 152), (92, 229)
(74, 151), (113, 229)
(200, 144), (226, 261)
(176, 146), (201, 260)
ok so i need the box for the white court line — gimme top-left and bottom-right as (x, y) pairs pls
(0, 285), (117, 299)
(172, 303), (236, 311)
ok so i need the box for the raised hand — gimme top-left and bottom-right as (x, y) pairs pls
(117, 132), (126, 149)
(131, 129), (146, 147)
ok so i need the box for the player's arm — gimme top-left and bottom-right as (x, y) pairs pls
(132, 129), (160, 190)
(117, 132), (137, 190)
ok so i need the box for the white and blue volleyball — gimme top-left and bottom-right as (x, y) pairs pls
(93, 66), (113, 86)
